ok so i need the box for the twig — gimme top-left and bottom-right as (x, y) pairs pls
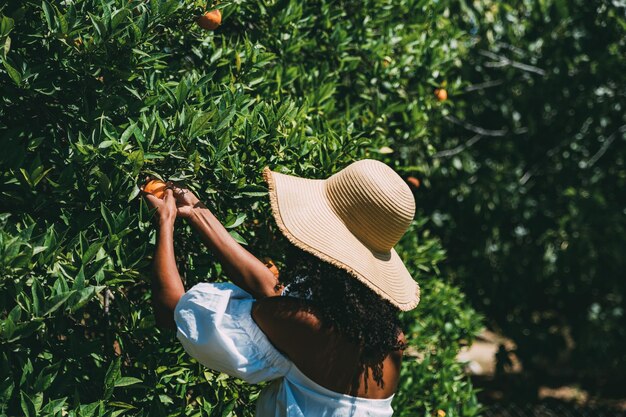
(519, 144), (563, 185)
(461, 79), (504, 93)
(104, 288), (113, 315)
(433, 134), (483, 159)
(495, 42), (526, 57)
(445, 114), (508, 137)
(582, 125), (626, 169)
(519, 168), (536, 186)
(479, 50), (546, 76)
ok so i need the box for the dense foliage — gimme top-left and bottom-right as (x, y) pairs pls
(405, 0), (626, 390)
(0, 0), (482, 416)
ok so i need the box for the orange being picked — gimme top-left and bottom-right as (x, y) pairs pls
(263, 257), (280, 279)
(435, 88), (448, 101)
(197, 9), (221, 30)
(143, 179), (167, 199)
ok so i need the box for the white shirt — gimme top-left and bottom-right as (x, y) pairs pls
(174, 282), (395, 417)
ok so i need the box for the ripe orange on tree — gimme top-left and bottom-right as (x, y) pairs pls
(406, 176), (421, 190)
(435, 88), (448, 101)
(142, 179), (167, 199)
(197, 9), (221, 31)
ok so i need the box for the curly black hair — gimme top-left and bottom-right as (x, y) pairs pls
(277, 243), (406, 390)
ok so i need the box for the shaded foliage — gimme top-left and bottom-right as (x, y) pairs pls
(397, 0), (626, 388)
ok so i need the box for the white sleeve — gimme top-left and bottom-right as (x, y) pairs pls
(174, 282), (291, 384)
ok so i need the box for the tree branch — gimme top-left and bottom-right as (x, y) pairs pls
(479, 50), (546, 76)
(582, 125), (626, 169)
(433, 134), (483, 159)
(445, 114), (508, 137)
(461, 79), (504, 93)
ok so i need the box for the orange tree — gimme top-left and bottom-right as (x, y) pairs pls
(0, 1), (482, 415)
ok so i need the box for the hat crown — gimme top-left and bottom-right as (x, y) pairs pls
(324, 159), (415, 253)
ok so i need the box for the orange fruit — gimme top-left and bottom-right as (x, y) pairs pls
(263, 257), (280, 279)
(143, 179), (167, 199)
(435, 88), (448, 101)
(113, 340), (122, 356)
(197, 9), (221, 31)
(406, 176), (420, 190)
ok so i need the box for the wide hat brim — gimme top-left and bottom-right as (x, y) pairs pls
(263, 167), (420, 311)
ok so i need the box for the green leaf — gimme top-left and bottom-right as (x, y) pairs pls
(57, 10), (68, 34)
(104, 358), (121, 399)
(89, 13), (107, 37)
(224, 213), (246, 229)
(127, 185), (141, 202)
(41, 1), (55, 31)
(82, 241), (104, 264)
(31, 167), (52, 186)
(221, 399), (236, 417)
(189, 110), (215, 138)
(114, 377), (142, 387)
(2, 59), (21, 86)
(101, 203), (116, 235)
(20, 391), (36, 417)
(3, 36), (10, 58)
(0, 378), (15, 410)
(1, 316), (15, 341)
(0, 15), (14, 37)
(33, 363), (60, 392)
(44, 291), (75, 316)
(119, 122), (137, 144)
(111, 9), (130, 30)
(9, 321), (43, 343)
(98, 140), (115, 149)
(228, 230), (248, 245)
(19, 168), (32, 187)
(216, 106), (236, 131)
(70, 286), (104, 313)
(41, 397), (68, 414)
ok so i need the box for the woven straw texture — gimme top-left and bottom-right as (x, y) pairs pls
(263, 159), (420, 311)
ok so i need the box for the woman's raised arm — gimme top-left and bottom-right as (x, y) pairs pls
(143, 189), (186, 330)
(170, 184), (282, 299)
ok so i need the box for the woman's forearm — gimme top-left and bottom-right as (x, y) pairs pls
(188, 204), (281, 299)
(152, 219), (185, 329)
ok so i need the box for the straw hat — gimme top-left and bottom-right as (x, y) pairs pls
(263, 159), (420, 311)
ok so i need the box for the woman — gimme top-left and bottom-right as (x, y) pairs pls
(143, 159), (421, 416)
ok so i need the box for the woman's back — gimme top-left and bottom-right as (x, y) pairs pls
(252, 296), (404, 399)
(175, 282), (398, 417)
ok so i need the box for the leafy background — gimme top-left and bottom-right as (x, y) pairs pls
(1, 0), (624, 416)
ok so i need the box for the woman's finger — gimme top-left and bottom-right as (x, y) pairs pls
(143, 192), (161, 208)
(163, 188), (175, 203)
(167, 182), (186, 200)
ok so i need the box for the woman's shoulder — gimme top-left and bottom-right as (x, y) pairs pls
(251, 295), (406, 352)
(251, 295), (404, 399)
(251, 296), (323, 347)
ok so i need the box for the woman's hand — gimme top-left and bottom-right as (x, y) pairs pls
(168, 183), (203, 219)
(142, 187), (177, 227)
